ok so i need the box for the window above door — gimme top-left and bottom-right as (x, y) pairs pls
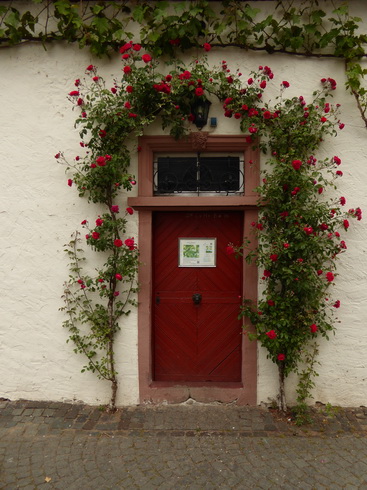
(127, 135), (259, 210)
(154, 153), (244, 196)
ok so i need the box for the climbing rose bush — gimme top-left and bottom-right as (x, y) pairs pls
(58, 44), (361, 412)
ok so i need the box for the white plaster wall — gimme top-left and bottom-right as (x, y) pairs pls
(1, 1), (367, 407)
(0, 44), (139, 406)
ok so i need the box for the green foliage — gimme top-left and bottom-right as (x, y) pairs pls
(229, 71), (362, 411)
(58, 40), (362, 411)
(293, 343), (319, 425)
(1, 1), (367, 126)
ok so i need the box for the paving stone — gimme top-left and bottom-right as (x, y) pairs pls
(1, 401), (367, 488)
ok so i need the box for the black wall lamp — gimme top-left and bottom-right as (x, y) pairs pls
(191, 99), (211, 129)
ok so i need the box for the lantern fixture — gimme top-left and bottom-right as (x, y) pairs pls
(191, 99), (211, 129)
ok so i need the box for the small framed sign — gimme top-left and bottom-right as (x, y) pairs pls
(179, 238), (217, 267)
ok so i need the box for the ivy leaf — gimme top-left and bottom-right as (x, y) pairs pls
(91, 17), (109, 35)
(92, 5), (106, 15)
(5, 11), (20, 28)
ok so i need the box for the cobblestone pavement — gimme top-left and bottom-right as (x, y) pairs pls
(1, 399), (367, 489)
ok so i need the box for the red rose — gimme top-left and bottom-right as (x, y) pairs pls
(270, 254), (278, 262)
(333, 300), (341, 308)
(292, 159), (302, 170)
(123, 66), (132, 74)
(340, 240), (347, 249)
(277, 354), (285, 361)
(86, 64), (94, 71)
(247, 78), (253, 85)
(179, 70), (191, 80)
(142, 54), (152, 63)
(126, 207), (134, 215)
(203, 43), (211, 52)
(326, 272), (334, 282)
(263, 111), (272, 119)
(283, 243), (289, 248)
(339, 123), (345, 129)
(343, 219), (350, 230)
(114, 239), (123, 247)
(81, 220), (87, 225)
(74, 79), (80, 87)
(317, 269), (323, 275)
(320, 116), (327, 123)
(111, 87), (117, 94)
(333, 156), (341, 165)
(263, 270), (271, 277)
(122, 54), (130, 60)
(227, 76), (233, 84)
(260, 80), (267, 89)
(55, 153), (61, 159)
(234, 113), (241, 119)
(115, 273), (123, 280)
(195, 87), (204, 96)
(92, 232), (100, 240)
(77, 98), (83, 106)
(120, 42), (132, 53)
(67, 179), (73, 187)
(310, 324), (318, 333)
(282, 81), (290, 87)
(99, 129), (107, 138)
(124, 101), (131, 109)
(226, 245), (235, 255)
(265, 330), (277, 339)
(126, 85), (133, 93)
(69, 91), (79, 96)
(129, 113), (137, 118)
(336, 170), (343, 176)
(124, 238), (135, 249)
(111, 205), (119, 213)
(133, 44), (141, 51)
(92, 76), (99, 82)
(96, 156), (106, 167)
(267, 300), (275, 306)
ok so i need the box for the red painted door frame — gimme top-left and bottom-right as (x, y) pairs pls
(127, 134), (259, 405)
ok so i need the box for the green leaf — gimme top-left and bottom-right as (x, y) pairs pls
(91, 17), (110, 35)
(5, 11), (20, 28)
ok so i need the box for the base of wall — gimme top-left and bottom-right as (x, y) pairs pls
(140, 382), (255, 405)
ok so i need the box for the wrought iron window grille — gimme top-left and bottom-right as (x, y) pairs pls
(153, 153), (244, 196)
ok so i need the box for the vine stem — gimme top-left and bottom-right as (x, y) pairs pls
(278, 363), (287, 413)
(351, 89), (367, 128)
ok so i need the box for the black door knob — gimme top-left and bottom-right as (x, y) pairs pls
(192, 293), (202, 305)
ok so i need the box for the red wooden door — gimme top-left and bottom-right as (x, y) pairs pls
(153, 211), (243, 382)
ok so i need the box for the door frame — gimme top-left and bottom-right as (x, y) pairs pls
(128, 134), (259, 405)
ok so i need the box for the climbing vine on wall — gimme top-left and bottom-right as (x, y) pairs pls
(58, 42), (361, 414)
(1, 1), (367, 126)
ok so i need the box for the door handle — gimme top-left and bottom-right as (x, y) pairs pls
(192, 293), (202, 305)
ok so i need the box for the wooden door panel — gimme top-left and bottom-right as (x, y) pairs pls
(153, 211), (243, 382)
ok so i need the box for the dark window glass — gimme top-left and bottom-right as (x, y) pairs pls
(155, 156), (242, 194)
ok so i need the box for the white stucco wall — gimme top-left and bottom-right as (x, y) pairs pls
(1, 2), (366, 407)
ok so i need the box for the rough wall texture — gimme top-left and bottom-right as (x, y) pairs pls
(1, 14), (366, 407)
